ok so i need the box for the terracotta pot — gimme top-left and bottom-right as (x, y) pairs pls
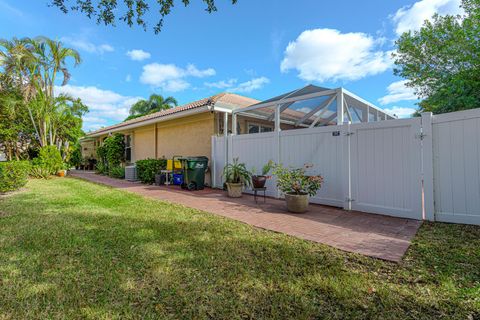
(226, 182), (243, 198)
(57, 170), (66, 177)
(285, 193), (309, 213)
(252, 175), (267, 188)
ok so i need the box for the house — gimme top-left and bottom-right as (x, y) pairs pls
(80, 92), (261, 172)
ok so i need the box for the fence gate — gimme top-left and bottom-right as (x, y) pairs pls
(348, 118), (423, 219)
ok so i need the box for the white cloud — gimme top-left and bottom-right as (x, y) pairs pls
(281, 28), (392, 82)
(204, 77), (269, 93)
(140, 63), (216, 92)
(392, 0), (463, 35)
(229, 77), (270, 93)
(384, 106), (417, 118)
(54, 84), (143, 131)
(162, 79), (190, 92)
(186, 64), (216, 77)
(125, 74), (132, 82)
(205, 79), (238, 89)
(126, 49), (151, 61)
(378, 80), (417, 105)
(61, 37), (114, 54)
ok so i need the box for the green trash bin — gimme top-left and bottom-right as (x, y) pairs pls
(179, 156), (209, 190)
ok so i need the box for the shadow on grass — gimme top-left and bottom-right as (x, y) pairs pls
(0, 178), (478, 319)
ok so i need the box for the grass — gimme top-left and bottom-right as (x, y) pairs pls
(0, 178), (479, 319)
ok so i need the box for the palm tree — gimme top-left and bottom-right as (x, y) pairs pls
(0, 36), (83, 147)
(31, 36), (81, 98)
(125, 94), (177, 121)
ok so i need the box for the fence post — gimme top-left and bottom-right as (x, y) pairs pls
(341, 122), (352, 211)
(421, 112), (435, 221)
(275, 104), (282, 198)
(211, 136), (216, 188)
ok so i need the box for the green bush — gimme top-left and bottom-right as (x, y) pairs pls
(29, 165), (51, 179)
(0, 161), (31, 193)
(95, 162), (108, 175)
(136, 158), (167, 184)
(109, 166), (125, 179)
(69, 145), (83, 168)
(96, 145), (107, 169)
(103, 134), (125, 167)
(36, 146), (63, 175)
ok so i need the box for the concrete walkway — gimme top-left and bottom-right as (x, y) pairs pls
(70, 171), (421, 262)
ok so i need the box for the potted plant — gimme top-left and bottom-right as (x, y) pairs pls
(272, 163), (323, 213)
(222, 158), (252, 198)
(251, 160), (274, 188)
(57, 167), (67, 177)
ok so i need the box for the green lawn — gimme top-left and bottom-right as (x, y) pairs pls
(0, 178), (479, 319)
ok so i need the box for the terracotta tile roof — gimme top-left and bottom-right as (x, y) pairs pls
(86, 93), (259, 136)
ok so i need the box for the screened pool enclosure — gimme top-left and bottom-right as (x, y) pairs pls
(229, 85), (396, 135)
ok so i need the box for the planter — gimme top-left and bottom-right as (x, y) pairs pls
(285, 193), (309, 213)
(226, 182), (243, 198)
(252, 175), (267, 188)
(57, 170), (67, 177)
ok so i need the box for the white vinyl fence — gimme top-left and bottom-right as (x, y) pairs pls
(349, 118), (423, 220)
(430, 109), (480, 225)
(211, 108), (480, 225)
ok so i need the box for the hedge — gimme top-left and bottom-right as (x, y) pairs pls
(136, 158), (167, 184)
(0, 161), (31, 193)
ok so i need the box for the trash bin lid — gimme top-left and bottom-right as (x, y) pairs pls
(179, 156), (208, 162)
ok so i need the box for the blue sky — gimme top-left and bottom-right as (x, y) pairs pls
(0, 0), (463, 131)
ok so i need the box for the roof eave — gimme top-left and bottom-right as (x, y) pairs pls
(86, 105), (213, 138)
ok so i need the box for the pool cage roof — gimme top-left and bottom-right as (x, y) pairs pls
(231, 85), (396, 133)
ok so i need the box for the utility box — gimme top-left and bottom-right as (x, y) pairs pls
(125, 165), (138, 181)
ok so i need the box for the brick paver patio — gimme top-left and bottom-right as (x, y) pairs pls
(70, 171), (422, 262)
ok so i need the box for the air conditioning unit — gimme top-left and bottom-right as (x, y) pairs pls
(125, 165), (138, 181)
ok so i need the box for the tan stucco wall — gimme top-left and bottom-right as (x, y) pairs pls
(133, 125), (155, 161)
(85, 112), (215, 184)
(156, 112), (214, 159)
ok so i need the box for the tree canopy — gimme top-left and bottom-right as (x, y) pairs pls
(393, 0), (480, 114)
(50, 0), (238, 34)
(0, 36), (88, 161)
(125, 94), (177, 121)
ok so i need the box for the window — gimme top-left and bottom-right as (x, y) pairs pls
(125, 135), (132, 162)
(248, 123), (273, 134)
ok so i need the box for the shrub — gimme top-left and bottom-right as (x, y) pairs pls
(95, 162), (108, 175)
(103, 134), (125, 167)
(136, 158), (167, 184)
(36, 146), (63, 175)
(0, 161), (31, 193)
(29, 164), (51, 179)
(96, 145), (107, 168)
(109, 166), (125, 179)
(69, 145), (83, 168)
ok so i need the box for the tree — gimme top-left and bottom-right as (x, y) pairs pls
(50, 0), (237, 34)
(125, 94), (177, 121)
(393, 0), (480, 114)
(0, 88), (32, 161)
(0, 36), (87, 160)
